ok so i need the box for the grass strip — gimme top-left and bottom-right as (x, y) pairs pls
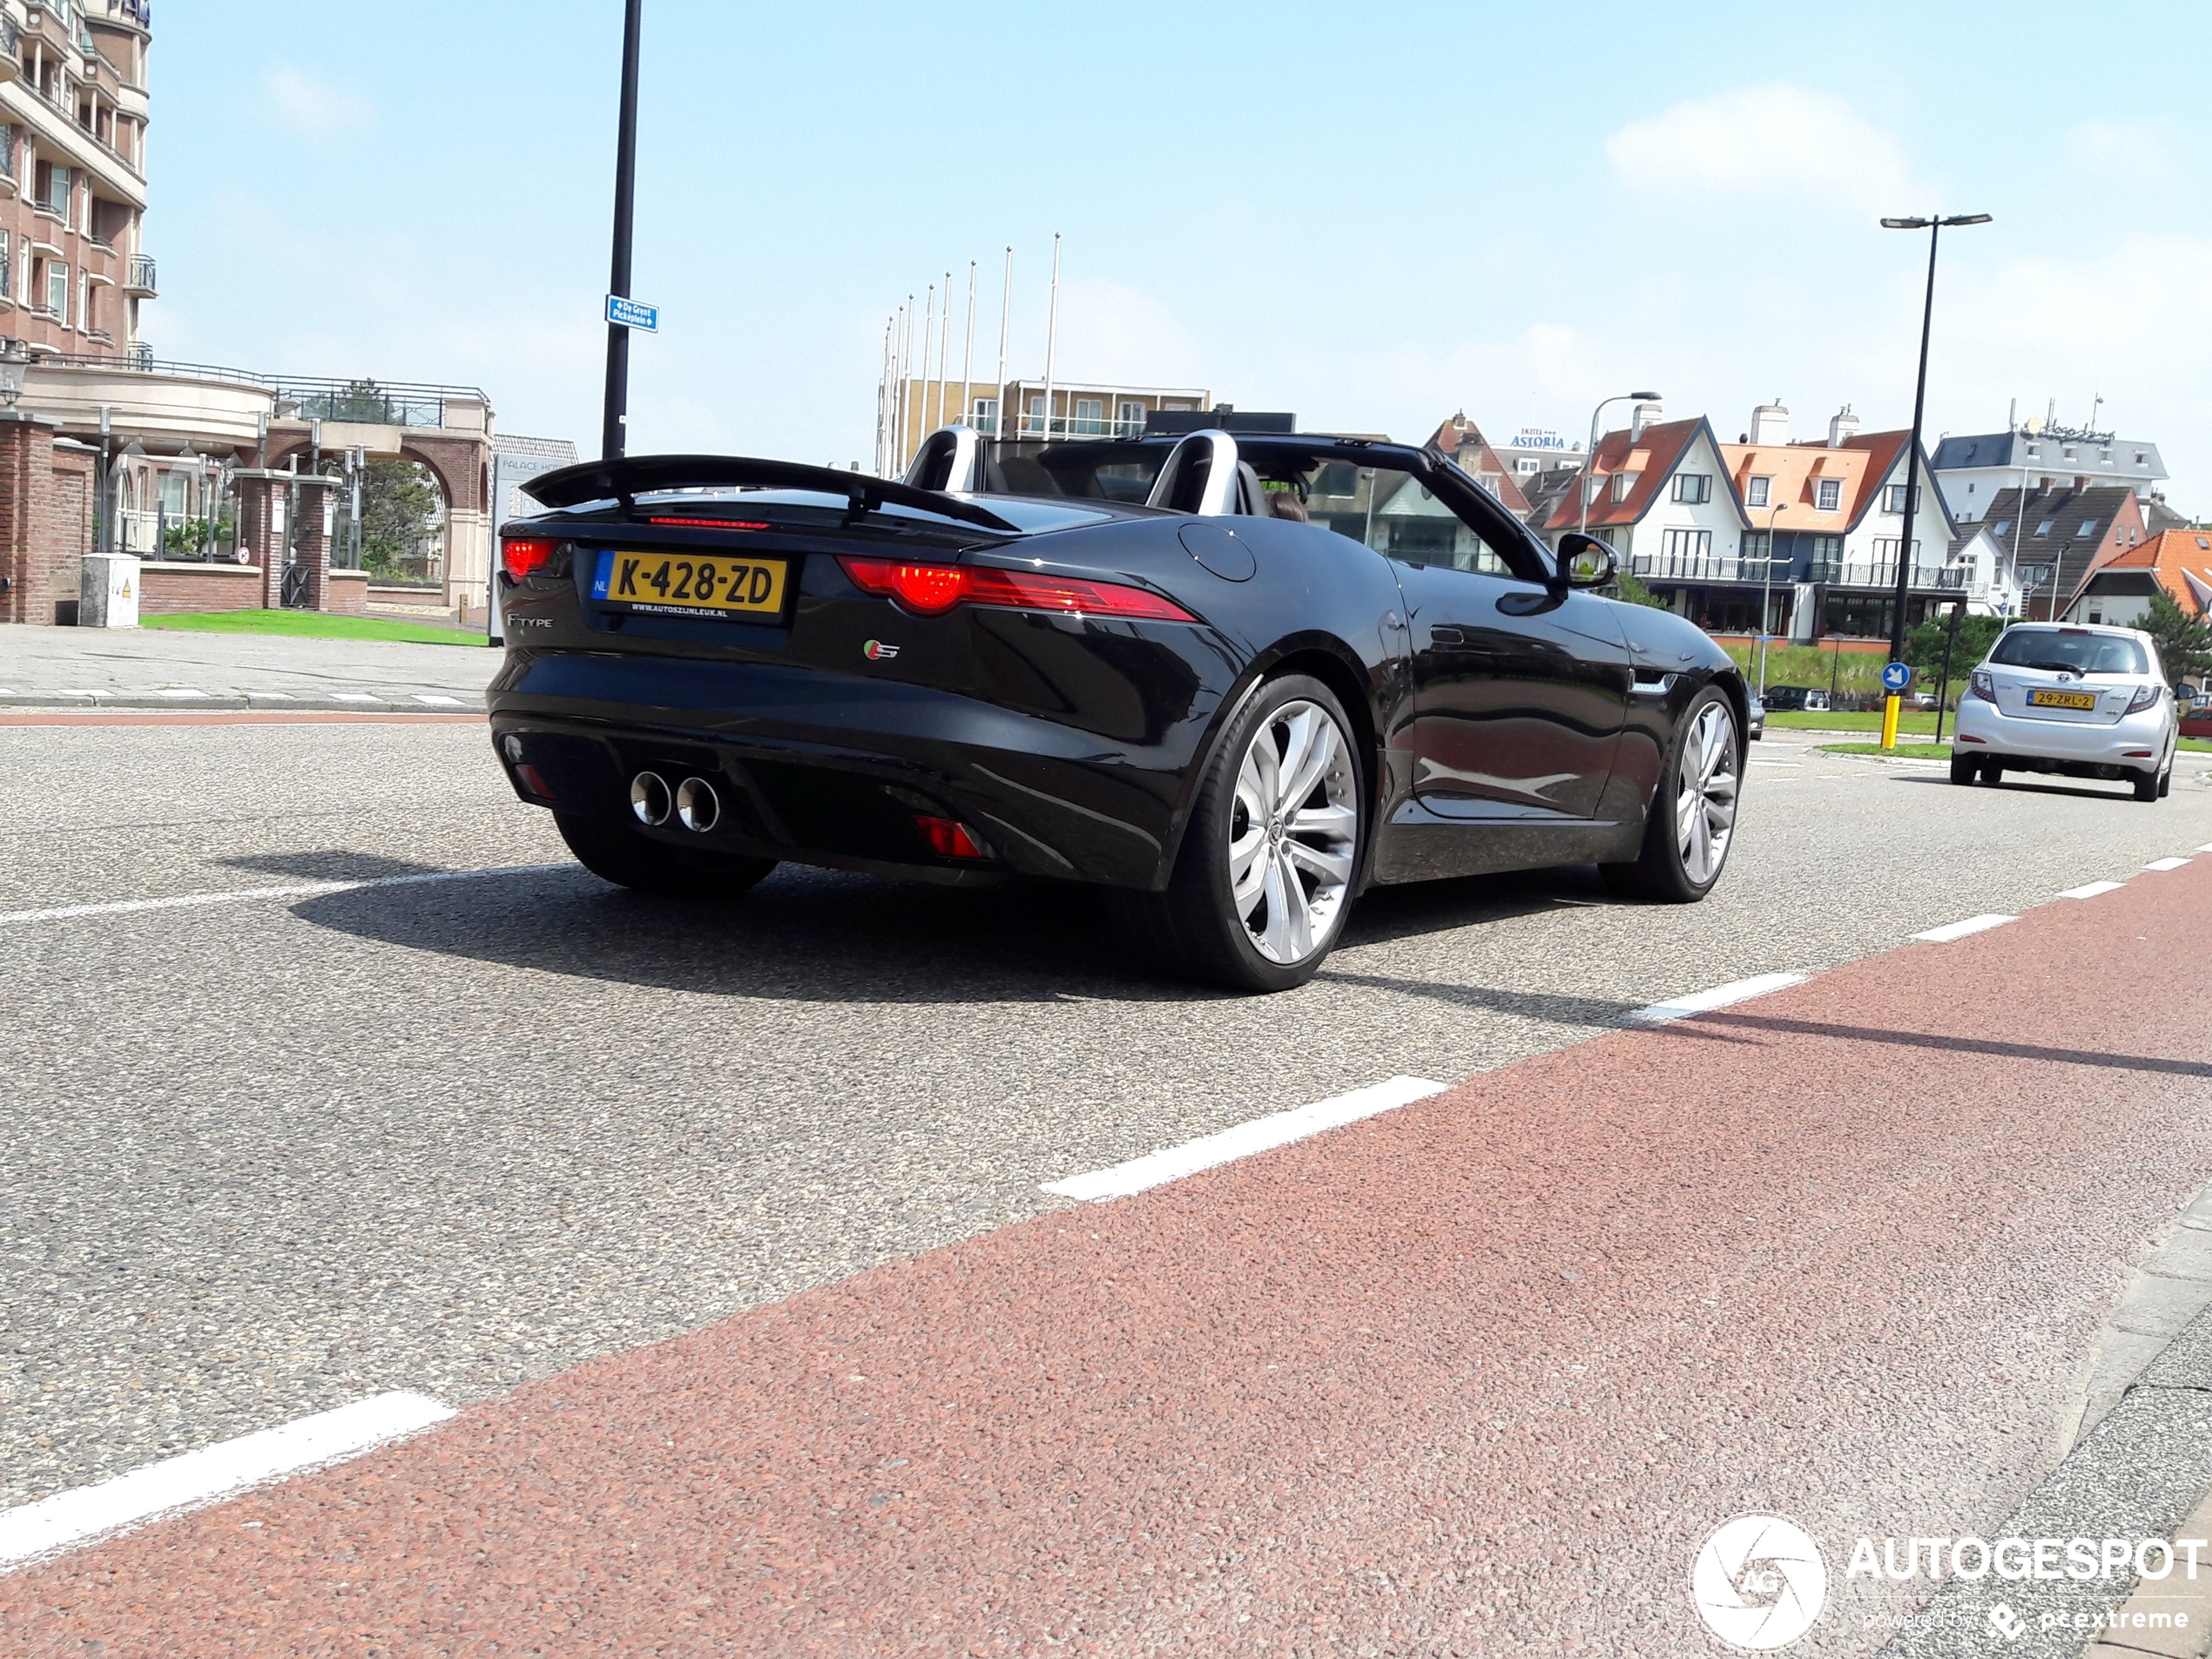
(143, 610), (488, 647)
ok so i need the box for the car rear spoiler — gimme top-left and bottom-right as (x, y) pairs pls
(523, 453), (1020, 534)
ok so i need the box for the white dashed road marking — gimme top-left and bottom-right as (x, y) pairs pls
(150, 688), (209, 699)
(1043, 1076), (1451, 1202)
(2059, 881), (2128, 900)
(2145, 857), (2193, 872)
(0, 864), (576, 927)
(1912, 914), (2018, 944)
(1629, 972), (1810, 1025)
(0, 1392), (453, 1572)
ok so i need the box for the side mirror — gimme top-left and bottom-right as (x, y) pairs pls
(1557, 531), (1617, 590)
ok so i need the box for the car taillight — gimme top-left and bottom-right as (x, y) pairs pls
(913, 814), (991, 859)
(2127, 683), (2162, 713)
(837, 556), (1198, 623)
(1967, 669), (1995, 703)
(502, 536), (557, 580)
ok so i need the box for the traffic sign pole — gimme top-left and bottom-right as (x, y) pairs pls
(1879, 659), (1914, 751)
(601, 0), (643, 462)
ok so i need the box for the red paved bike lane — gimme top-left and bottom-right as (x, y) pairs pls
(6, 865), (2211, 1656)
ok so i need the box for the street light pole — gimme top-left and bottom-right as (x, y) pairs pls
(1878, 211), (1990, 746)
(1757, 499), (1784, 694)
(600, 0), (644, 462)
(1580, 388), (1662, 542)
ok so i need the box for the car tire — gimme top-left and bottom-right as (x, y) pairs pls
(1109, 674), (1364, 993)
(2159, 755), (2174, 799)
(1600, 685), (1741, 904)
(1949, 753), (1979, 786)
(2134, 767), (2161, 804)
(555, 812), (779, 899)
(1983, 762), (2004, 786)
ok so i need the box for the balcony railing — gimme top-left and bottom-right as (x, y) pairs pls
(1629, 551), (1789, 583)
(0, 16), (20, 61)
(1811, 561), (1966, 590)
(1012, 414), (1151, 440)
(124, 254), (155, 293)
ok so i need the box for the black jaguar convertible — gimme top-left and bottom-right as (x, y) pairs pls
(489, 426), (1746, 991)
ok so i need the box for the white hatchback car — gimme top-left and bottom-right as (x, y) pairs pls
(1951, 622), (2179, 800)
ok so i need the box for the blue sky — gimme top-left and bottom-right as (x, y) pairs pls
(152, 3), (2211, 510)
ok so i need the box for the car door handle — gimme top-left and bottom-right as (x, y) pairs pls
(1630, 671), (1680, 698)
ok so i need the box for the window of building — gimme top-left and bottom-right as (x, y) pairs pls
(1072, 397), (1104, 435)
(1745, 475), (1771, 508)
(1116, 399), (1143, 432)
(2033, 519), (2054, 536)
(1611, 470), (1639, 503)
(1514, 456), (1539, 475)
(45, 165), (69, 217)
(46, 262), (67, 322)
(1661, 528), (1712, 563)
(1670, 473), (1712, 504)
(2077, 520), (2099, 539)
(1816, 478), (1841, 511)
(158, 470), (189, 516)
(1989, 520), (2011, 540)
(1885, 483), (1909, 513)
(1024, 394), (1046, 435)
(16, 238), (28, 305)
(970, 396), (998, 435)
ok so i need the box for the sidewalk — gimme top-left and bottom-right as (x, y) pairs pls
(0, 625), (496, 711)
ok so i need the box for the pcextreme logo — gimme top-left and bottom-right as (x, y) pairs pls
(1690, 1514), (1828, 1650)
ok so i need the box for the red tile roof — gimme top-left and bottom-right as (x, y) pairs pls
(1535, 417), (1704, 531)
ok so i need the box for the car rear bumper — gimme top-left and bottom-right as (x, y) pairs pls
(1952, 697), (2172, 775)
(487, 649), (1221, 890)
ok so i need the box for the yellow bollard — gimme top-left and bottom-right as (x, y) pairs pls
(1880, 694), (1902, 751)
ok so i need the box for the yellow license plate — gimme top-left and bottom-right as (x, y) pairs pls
(2027, 689), (2098, 711)
(591, 550), (788, 617)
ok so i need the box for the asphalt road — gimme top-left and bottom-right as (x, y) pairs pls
(4, 718), (2211, 1522)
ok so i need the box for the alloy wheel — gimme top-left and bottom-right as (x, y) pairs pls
(1676, 700), (1739, 887)
(1227, 699), (1359, 964)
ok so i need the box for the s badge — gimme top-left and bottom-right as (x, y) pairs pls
(862, 639), (900, 660)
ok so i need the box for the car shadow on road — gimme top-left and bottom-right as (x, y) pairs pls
(287, 857), (1591, 1007)
(1891, 774), (2142, 804)
(219, 850), (458, 882)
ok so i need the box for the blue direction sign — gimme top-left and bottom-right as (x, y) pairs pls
(605, 294), (659, 332)
(1882, 660), (1914, 694)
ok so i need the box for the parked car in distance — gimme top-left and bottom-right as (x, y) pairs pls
(1950, 622), (2178, 801)
(1762, 685), (1831, 714)
(1745, 693), (1765, 742)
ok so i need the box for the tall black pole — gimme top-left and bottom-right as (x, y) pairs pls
(601, 0), (643, 462)
(1889, 219), (1940, 664)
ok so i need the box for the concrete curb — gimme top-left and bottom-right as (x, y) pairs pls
(0, 693), (482, 713)
(1879, 1299), (2212, 1657)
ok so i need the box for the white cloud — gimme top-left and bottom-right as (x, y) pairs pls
(266, 67), (374, 139)
(1605, 83), (1915, 214)
(2067, 120), (2172, 181)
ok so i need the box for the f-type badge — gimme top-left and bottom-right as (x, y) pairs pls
(863, 639), (900, 661)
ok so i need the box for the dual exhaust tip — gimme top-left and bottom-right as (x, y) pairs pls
(630, 770), (719, 833)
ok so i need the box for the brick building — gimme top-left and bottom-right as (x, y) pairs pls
(1, 0), (156, 366)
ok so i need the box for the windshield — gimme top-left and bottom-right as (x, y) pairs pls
(976, 437), (1545, 582)
(1989, 627), (2148, 675)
